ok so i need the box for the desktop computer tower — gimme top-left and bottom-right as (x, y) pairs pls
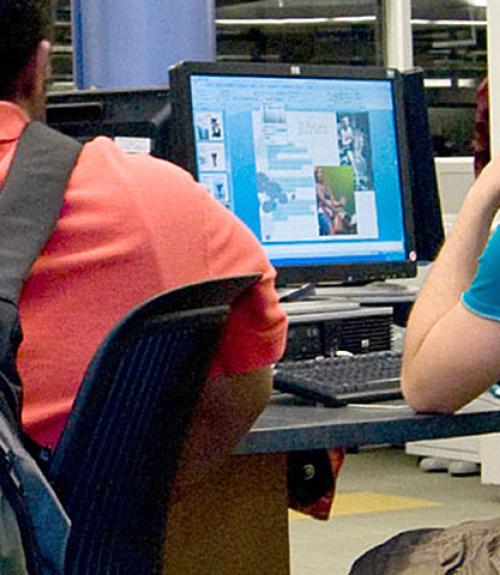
(330, 308), (393, 355)
(283, 307), (393, 361)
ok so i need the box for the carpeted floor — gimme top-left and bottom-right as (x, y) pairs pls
(290, 445), (500, 574)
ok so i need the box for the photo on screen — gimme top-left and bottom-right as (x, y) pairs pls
(196, 142), (227, 172)
(337, 112), (374, 192)
(262, 104), (286, 124)
(200, 173), (231, 208)
(194, 111), (225, 141)
(314, 165), (357, 236)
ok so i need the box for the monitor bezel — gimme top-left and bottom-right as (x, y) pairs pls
(169, 60), (417, 286)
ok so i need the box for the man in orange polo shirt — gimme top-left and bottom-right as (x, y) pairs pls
(1, 0), (287, 498)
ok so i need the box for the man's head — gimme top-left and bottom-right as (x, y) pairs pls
(0, 0), (54, 118)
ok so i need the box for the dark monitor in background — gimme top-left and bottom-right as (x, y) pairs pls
(46, 87), (171, 159)
(168, 61), (417, 286)
(402, 68), (445, 262)
(425, 82), (476, 158)
(428, 106), (475, 157)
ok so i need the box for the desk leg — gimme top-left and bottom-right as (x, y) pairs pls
(165, 452), (290, 574)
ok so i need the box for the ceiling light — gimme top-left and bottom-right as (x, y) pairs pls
(216, 16), (376, 27)
(411, 19), (486, 27)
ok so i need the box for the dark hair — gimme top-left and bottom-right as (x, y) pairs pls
(0, 0), (54, 99)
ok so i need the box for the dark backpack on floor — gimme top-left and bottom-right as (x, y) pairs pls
(0, 121), (82, 574)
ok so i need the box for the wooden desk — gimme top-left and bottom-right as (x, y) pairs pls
(165, 394), (500, 574)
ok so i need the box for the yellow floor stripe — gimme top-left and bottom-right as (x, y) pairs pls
(290, 491), (440, 520)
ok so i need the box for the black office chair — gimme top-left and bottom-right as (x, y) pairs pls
(46, 274), (260, 575)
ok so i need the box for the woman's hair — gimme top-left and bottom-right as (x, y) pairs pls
(0, 0), (54, 99)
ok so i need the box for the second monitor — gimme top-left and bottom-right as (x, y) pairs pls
(169, 62), (418, 287)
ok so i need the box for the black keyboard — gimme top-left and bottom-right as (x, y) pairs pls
(274, 351), (403, 406)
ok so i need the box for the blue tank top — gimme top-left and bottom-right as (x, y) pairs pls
(462, 225), (500, 321)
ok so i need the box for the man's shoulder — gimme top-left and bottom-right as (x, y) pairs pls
(69, 135), (244, 238)
(79, 136), (189, 178)
(74, 135), (202, 198)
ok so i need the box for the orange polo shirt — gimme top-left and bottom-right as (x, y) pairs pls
(0, 102), (287, 448)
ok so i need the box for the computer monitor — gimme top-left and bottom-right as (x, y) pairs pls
(46, 87), (171, 159)
(402, 68), (445, 262)
(180, 62), (418, 286)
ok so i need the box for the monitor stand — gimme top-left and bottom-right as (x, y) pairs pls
(278, 283), (317, 303)
(315, 280), (418, 300)
(277, 280), (418, 325)
(314, 281), (418, 327)
(278, 283), (360, 315)
(278, 280), (418, 303)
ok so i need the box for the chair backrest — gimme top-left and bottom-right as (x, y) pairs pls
(46, 274), (261, 575)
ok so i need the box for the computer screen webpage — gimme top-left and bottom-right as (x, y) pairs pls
(188, 71), (413, 274)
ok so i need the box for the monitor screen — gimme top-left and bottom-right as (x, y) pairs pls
(169, 62), (417, 285)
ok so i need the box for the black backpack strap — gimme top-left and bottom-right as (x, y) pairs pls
(0, 121), (82, 305)
(0, 123), (79, 575)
